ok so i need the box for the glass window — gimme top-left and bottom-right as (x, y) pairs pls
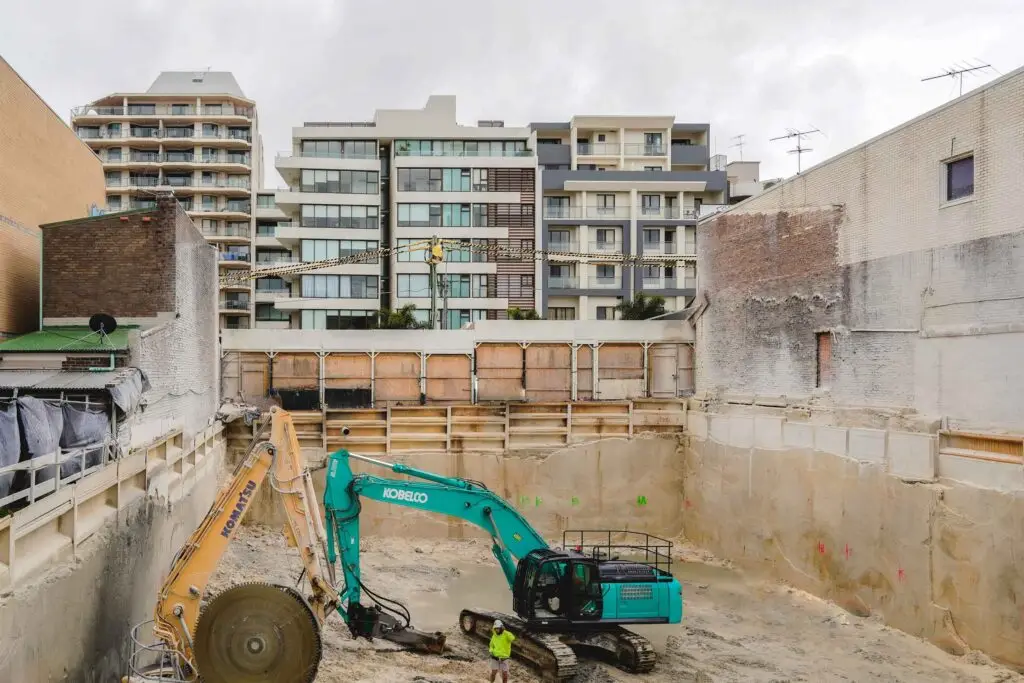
(444, 239), (472, 262)
(596, 306), (615, 320)
(255, 304), (290, 321)
(398, 274), (431, 298)
(548, 307), (576, 320)
(946, 156), (974, 201)
(596, 265), (615, 280)
(472, 169), (488, 190)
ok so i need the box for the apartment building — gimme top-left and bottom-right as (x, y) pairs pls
(0, 57), (106, 338)
(70, 71), (261, 330)
(266, 96), (538, 330)
(531, 117), (727, 320)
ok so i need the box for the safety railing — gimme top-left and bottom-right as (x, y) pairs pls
(0, 441), (114, 509)
(562, 529), (673, 573)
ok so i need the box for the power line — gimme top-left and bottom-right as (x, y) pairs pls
(921, 61), (994, 98)
(769, 127), (821, 175)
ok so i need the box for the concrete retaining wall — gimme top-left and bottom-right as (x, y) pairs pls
(683, 410), (1024, 668)
(236, 435), (686, 543)
(0, 428), (226, 683)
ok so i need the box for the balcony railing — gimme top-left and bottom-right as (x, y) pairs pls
(576, 142), (619, 156)
(547, 241), (579, 253)
(589, 276), (620, 289)
(73, 104), (254, 118)
(641, 277), (697, 290)
(254, 288), (292, 298)
(255, 256), (300, 268)
(624, 143), (666, 156)
(202, 226), (251, 239)
(276, 150), (380, 161)
(395, 146), (532, 158)
(219, 252), (251, 263)
(549, 276), (579, 289)
(589, 240), (622, 253)
(639, 205), (690, 219)
(542, 205), (631, 220)
(220, 299), (250, 310)
(115, 152), (251, 165)
(78, 127), (251, 141)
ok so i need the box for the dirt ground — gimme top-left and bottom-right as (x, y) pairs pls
(208, 525), (1023, 683)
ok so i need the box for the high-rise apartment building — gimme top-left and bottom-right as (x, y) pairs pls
(531, 117), (727, 320)
(71, 71), (261, 330)
(265, 96), (538, 330)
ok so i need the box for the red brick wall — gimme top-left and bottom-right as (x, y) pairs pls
(41, 196), (184, 318)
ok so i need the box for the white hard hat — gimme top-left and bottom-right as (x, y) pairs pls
(493, 620), (504, 629)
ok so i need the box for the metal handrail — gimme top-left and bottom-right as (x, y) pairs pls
(0, 441), (113, 508)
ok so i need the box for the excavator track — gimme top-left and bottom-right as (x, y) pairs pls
(459, 609), (578, 681)
(566, 626), (658, 674)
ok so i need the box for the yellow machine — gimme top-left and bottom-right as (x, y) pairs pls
(125, 408), (340, 683)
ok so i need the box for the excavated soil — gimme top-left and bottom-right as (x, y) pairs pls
(209, 525), (1023, 683)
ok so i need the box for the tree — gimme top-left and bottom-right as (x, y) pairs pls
(507, 307), (540, 320)
(374, 304), (426, 329)
(614, 293), (666, 320)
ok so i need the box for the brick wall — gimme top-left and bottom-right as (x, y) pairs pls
(129, 201), (218, 442)
(0, 57), (106, 336)
(698, 68), (1024, 430)
(42, 199), (178, 318)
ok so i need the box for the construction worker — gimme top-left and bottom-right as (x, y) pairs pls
(488, 619), (516, 682)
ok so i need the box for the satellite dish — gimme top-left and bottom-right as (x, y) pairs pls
(89, 313), (118, 334)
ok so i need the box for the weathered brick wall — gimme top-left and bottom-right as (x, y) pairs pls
(42, 202), (177, 318)
(0, 57), (106, 336)
(130, 202), (219, 442)
(698, 69), (1024, 428)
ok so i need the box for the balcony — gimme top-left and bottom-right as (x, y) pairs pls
(542, 205), (631, 220)
(254, 256), (300, 270)
(218, 252), (251, 267)
(589, 276), (621, 289)
(623, 143), (667, 157)
(254, 288), (292, 302)
(219, 299), (250, 312)
(638, 205), (699, 220)
(641, 276), (697, 291)
(394, 144), (532, 158)
(549, 276), (579, 289)
(698, 204), (730, 219)
(72, 103), (254, 118)
(670, 143), (709, 166)
(576, 142), (619, 156)
(276, 149), (379, 161)
(202, 225), (251, 241)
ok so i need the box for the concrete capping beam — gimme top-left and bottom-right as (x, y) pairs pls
(709, 415), (730, 443)
(728, 415), (754, 449)
(849, 428), (887, 465)
(782, 422), (814, 449)
(814, 425), (849, 457)
(938, 453), (1024, 491)
(888, 431), (937, 481)
(754, 416), (785, 450)
(0, 426), (226, 593)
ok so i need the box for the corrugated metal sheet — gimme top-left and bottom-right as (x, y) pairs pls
(0, 368), (141, 391)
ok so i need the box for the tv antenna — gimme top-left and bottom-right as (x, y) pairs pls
(730, 134), (746, 161)
(921, 61), (993, 98)
(770, 127), (821, 174)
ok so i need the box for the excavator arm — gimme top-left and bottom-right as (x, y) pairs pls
(147, 407), (339, 682)
(321, 449), (548, 649)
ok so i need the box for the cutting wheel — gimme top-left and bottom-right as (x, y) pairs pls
(193, 582), (322, 683)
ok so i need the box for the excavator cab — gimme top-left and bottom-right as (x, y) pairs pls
(512, 549), (604, 628)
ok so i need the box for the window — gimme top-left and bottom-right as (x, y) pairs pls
(106, 148), (122, 162)
(816, 332), (832, 388)
(644, 132), (664, 154)
(106, 196), (122, 210)
(255, 304), (290, 321)
(301, 310), (375, 330)
(301, 169), (378, 194)
(445, 309), (472, 330)
(105, 172), (121, 186)
(520, 274), (534, 289)
(443, 239), (473, 262)
(257, 195), (275, 208)
(643, 229), (661, 247)
(596, 265), (616, 281)
(596, 306), (615, 320)
(398, 274), (431, 298)
(472, 169), (488, 191)
(472, 274), (489, 297)
(443, 274), (471, 298)
(300, 204), (378, 229)
(395, 139), (527, 157)
(597, 134), (606, 142)
(300, 140), (377, 159)
(644, 166), (663, 171)
(946, 155), (974, 201)
(256, 222), (277, 236)
(397, 203), (471, 227)
(641, 194), (661, 214)
(127, 104), (155, 115)
(596, 194), (615, 215)
(549, 229), (572, 248)
(256, 277), (289, 291)
(299, 239), (377, 261)
(548, 307), (576, 320)
(300, 275), (378, 298)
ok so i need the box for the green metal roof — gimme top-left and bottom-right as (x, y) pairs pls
(0, 326), (136, 353)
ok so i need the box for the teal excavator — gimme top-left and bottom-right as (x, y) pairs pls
(125, 408), (682, 682)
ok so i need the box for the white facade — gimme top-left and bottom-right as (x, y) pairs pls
(534, 116), (726, 321)
(71, 71), (260, 331)
(266, 96), (540, 330)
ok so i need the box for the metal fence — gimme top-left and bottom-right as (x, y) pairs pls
(0, 440), (115, 508)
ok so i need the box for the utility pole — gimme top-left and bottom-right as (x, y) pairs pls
(922, 61), (994, 98)
(426, 236), (444, 330)
(729, 134), (746, 161)
(770, 127), (821, 175)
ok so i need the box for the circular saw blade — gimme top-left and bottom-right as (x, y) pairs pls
(193, 582), (322, 683)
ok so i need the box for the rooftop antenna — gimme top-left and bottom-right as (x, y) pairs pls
(770, 127), (821, 174)
(921, 61), (993, 98)
(730, 134), (746, 161)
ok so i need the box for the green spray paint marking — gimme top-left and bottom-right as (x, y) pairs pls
(571, 496), (580, 506)
(636, 495), (648, 506)
(534, 496), (543, 507)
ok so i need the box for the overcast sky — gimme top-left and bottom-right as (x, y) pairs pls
(2, 0), (1020, 187)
